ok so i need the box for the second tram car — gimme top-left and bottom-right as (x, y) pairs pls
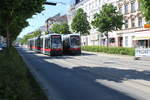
(28, 38), (35, 50)
(63, 34), (81, 54)
(40, 34), (63, 56)
(28, 37), (41, 52)
(34, 36), (41, 52)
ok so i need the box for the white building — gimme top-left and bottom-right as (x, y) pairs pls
(68, 0), (150, 48)
(116, 0), (150, 48)
(68, 0), (117, 46)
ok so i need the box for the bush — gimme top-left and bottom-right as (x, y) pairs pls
(82, 46), (135, 56)
(0, 47), (47, 100)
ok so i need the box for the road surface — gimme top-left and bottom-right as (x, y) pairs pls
(17, 47), (150, 100)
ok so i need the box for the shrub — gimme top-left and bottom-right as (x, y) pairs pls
(82, 46), (135, 56)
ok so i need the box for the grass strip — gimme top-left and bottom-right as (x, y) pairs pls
(0, 47), (48, 100)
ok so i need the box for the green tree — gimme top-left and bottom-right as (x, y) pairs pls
(19, 30), (41, 44)
(50, 24), (62, 33)
(0, 0), (46, 47)
(92, 4), (123, 46)
(19, 34), (33, 44)
(60, 23), (70, 34)
(33, 30), (42, 37)
(141, 0), (150, 23)
(50, 23), (70, 34)
(71, 8), (91, 35)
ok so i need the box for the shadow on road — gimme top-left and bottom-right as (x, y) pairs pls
(18, 47), (150, 100)
(72, 67), (150, 83)
(20, 48), (150, 83)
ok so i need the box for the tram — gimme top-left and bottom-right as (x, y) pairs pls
(28, 37), (41, 52)
(34, 36), (41, 52)
(28, 38), (35, 50)
(40, 33), (63, 56)
(63, 34), (81, 55)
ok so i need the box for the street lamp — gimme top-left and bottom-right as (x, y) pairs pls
(44, 2), (57, 6)
(44, 2), (66, 33)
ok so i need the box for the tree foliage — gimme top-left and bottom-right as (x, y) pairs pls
(71, 8), (91, 35)
(32, 30), (42, 37)
(50, 24), (62, 34)
(91, 4), (123, 46)
(0, 0), (46, 47)
(50, 23), (70, 34)
(19, 30), (41, 44)
(141, 0), (150, 23)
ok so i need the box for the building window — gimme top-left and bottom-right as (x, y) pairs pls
(119, 6), (122, 14)
(131, 2), (136, 13)
(131, 18), (135, 28)
(138, 17), (143, 27)
(125, 36), (128, 47)
(110, 38), (115, 43)
(125, 19), (128, 29)
(124, 4), (128, 14)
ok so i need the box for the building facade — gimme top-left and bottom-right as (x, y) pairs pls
(68, 0), (150, 48)
(46, 13), (68, 32)
(116, 0), (150, 48)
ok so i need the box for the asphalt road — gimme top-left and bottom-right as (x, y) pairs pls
(17, 47), (150, 100)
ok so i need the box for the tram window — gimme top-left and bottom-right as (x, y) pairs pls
(40, 39), (43, 48)
(37, 39), (40, 47)
(48, 39), (50, 48)
(51, 35), (62, 48)
(51, 35), (61, 44)
(70, 36), (80, 46)
(45, 39), (48, 48)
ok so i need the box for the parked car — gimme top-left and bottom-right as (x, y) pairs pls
(2, 43), (7, 48)
(0, 44), (3, 51)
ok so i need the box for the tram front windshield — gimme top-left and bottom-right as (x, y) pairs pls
(51, 35), (62, 48)
(70, 35), (80, 47)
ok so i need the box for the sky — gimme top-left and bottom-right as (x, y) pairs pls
(18, 0), (73, 38)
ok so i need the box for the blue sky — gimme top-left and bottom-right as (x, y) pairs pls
(18, 0), (73, 38)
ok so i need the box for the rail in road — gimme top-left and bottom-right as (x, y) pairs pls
(17, 47), (150, 100)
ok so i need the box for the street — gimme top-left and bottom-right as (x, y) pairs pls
(17, 47), (150, 100)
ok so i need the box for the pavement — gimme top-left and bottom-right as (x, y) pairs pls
(17, 47), (150, 100)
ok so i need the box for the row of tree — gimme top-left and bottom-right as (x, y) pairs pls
(19, 30), (41, 44)
(71, 1), (150, 46)
(20, 1), (150, 46)
(21, 4), (122, 45)
(50, 23), (70, 34)
(72, 4), (123, 46)
(0, 0), (46, 47)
